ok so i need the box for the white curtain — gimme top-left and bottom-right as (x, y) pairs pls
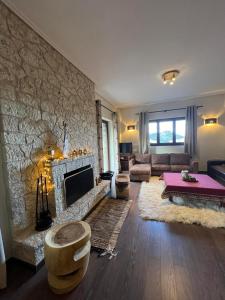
(139, 112), (150, 154)
(184, 105), (198, 157)
(0, 228), (6, 289)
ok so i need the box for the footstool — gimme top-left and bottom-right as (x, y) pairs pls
(44, 221), (91, 294)
(116, 174), (130, 200)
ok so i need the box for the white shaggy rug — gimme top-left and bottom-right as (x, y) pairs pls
(138, 177), (225, 228)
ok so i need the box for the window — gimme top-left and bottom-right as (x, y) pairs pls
(149, 118), (186, 146)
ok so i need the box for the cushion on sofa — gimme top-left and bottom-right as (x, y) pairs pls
(151, 164), (171, 172)
(135, 154), (151, 164)
(151, 154), (170, 165)
(170, 165), (190, 172)
(170, 153), (190, 165)
(130, 164), (151, 175)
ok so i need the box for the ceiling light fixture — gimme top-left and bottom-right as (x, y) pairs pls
(162, 70), (180, 85)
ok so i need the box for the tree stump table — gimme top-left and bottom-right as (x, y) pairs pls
(44, 221), (91, 294)
(116, 174), (130, 200)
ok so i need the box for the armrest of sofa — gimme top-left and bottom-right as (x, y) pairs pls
(207, 160), (225, 176)
(190, 160), (199, 173)
(129, 158), (135, 170)
(207, 160), (225, 167)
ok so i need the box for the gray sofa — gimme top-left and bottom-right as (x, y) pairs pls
(207, 160), (225, 186)
(129, 153), (198, 182)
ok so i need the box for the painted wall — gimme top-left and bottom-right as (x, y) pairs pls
(119, 94), (225, 171)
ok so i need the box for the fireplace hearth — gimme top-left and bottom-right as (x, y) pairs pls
(12, 155), (111, 266)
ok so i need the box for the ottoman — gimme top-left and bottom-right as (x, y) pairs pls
(116, 174), (130, 200)
(44, 221), (91, 294)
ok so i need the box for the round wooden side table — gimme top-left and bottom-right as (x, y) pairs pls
(116, 174), (130, 200)
(44, 221), (91, 294)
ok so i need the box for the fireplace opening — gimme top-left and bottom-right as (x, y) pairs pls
(64, 164), (94, 207)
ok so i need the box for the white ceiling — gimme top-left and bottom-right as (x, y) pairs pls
(4, 0), (225, 108)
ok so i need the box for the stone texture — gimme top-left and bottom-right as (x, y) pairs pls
(13, 180), (110, 266)
(0, 2), (99, 238)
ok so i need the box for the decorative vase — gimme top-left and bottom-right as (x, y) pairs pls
(181, 170), (189, 180)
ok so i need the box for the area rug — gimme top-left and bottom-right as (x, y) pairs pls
(85, 198), (132, 251)
(138, 177), (225, 228)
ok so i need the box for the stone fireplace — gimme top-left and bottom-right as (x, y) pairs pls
(11, 155), (110, 266)
(51, 154), (97, 217)
(0, 3), (110, 265)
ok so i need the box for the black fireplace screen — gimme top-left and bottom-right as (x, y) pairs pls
(64, 164), (94, 207)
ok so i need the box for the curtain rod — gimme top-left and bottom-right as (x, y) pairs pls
(136, 105), (203, 115)
(101, 104), (115, 114)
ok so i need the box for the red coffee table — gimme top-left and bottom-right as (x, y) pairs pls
(162, 173), (225, 208)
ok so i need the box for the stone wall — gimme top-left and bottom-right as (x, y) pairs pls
(0, 2), (99, 235)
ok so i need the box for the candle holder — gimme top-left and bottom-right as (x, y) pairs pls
(35, 174), (53, 231)
(47, 147), (55, 161)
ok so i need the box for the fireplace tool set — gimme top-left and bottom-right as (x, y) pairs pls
(35, 174), (53, 231)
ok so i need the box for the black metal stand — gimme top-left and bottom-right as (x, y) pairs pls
(35, 175), (52, 231)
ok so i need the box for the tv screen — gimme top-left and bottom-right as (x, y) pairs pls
(120, 143), (132, 154)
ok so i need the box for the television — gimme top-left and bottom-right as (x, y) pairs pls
(119, 142), (132, 154)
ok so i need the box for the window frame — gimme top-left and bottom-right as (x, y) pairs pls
(149, 117), (185, 146)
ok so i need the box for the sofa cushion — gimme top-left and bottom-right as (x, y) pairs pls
(170, 165), (190, 172)
(170, 153), (190, 165)
(130, 164), (151, 175)
(151, 154), (170, 165)
(135, 154), (151, 164)
(151, 164), (171, 172)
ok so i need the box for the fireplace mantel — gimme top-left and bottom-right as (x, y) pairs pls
(51, 154), (94, 167)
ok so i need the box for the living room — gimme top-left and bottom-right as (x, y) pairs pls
(0, 0), (225, 299)
(120, 93), (225, 171)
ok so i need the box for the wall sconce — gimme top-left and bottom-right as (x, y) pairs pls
(204, 118), (218, 125)
(127, 125), (135, 131)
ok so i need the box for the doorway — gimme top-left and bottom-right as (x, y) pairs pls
(102, 120), (110, 172)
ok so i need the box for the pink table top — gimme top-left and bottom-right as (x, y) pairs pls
(163, 172), (225, 197)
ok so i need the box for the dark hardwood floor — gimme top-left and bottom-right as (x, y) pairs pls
(1, 182), (225, 300)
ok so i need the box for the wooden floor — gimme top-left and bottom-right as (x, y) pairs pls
(1, 182), (225, 300)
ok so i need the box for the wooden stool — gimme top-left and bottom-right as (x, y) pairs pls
(44, 221), (91, 294)
(116, 174), (130, 200)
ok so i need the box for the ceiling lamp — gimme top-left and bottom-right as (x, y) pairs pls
(162, 70), (180, 85)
